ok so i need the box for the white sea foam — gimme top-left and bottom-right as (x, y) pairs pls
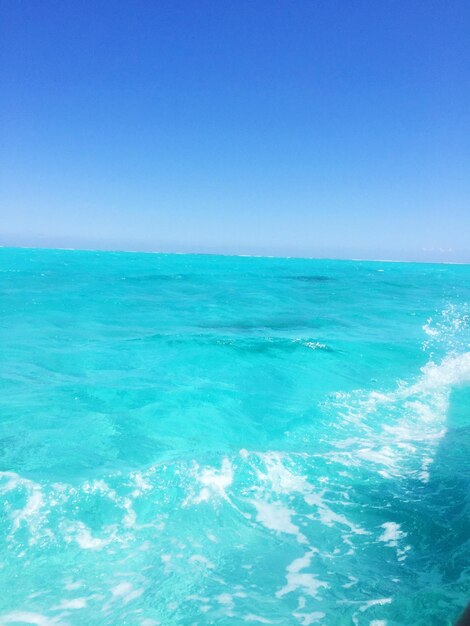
(0, 613), (61, 626)
(421, 304), (469, 353)
(330, 349), (470, 480)
(52, 598), (87, 610)
(251, 452), (366, 536)
(423, 321), (439, 337)
(277, 550), (328, 599)
(63, 522), (111, 550)
(216, 593), (234, 607)
(359, 598), (392, 612)
(292, 610), (325, 625)
(188, 457), (233, 503)
(251, 500), (307, 544)
(0, 472), (56, 545)
(256, 452), (311, 494)
(377, 522), (411, 561)
(110, 582), (144, 604)
(130, 471), (154, 497)
(378, 522), (406, 547)
(304, 498), (367, 535)
(0, 469), (146, 549)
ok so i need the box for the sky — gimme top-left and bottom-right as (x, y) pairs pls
(1, 0), (469, 261)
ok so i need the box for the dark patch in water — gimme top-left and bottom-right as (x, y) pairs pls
(286, 275), (334, 282)
(122, 274), (193, 283)
(127, 332), (333, 354)
(212, 336), (333, 354)
(455, 604), (470, 626)
(379, 280), (414, 289)
(197, 318), (348, 331)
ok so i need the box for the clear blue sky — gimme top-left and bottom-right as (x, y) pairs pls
(1, 0), (469, 261)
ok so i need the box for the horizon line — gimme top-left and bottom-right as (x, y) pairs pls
(1, 243), (469, 266)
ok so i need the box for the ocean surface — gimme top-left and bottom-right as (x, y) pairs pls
(0, 247), (469, 626)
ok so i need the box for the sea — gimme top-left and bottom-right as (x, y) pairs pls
(0, 247), (469, 625)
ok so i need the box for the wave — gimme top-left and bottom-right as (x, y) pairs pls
(1, 306), (469, 624)
(326, 350), (470, 481)
(127, 332), (333, 353)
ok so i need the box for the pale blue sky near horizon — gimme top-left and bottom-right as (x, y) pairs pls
(1, 0), (469, 262)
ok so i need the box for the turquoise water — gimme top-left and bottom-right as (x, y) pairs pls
(0, 248), (469, 625)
